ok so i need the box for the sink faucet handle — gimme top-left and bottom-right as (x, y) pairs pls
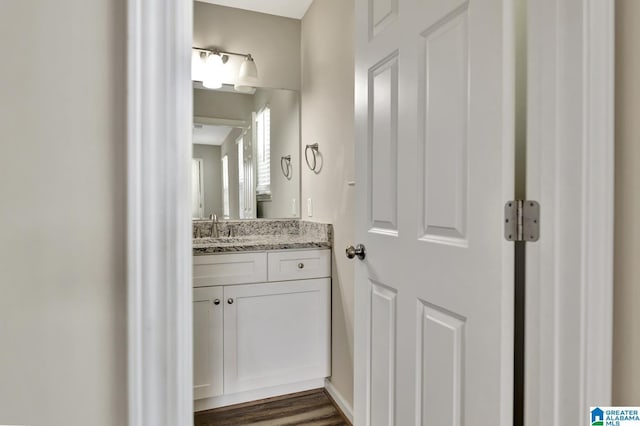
(210, 213), (219, 238)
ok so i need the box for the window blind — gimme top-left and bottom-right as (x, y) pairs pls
(237, 138), (245, 219)
(256, 106), (271, 196)
(222, 154), (230, 218)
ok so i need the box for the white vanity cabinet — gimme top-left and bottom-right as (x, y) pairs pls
(193, 286), (223, 400)
(192, 248), (331, 408)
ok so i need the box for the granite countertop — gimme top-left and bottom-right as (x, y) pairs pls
(192, 220), (333, 255)
(193, 235), (332, 254)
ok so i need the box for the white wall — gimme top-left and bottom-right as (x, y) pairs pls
(0, 1), (127, 425)
(194, 2), (301, 91)
(301, 0), (355, 407)
(613, 0), (640, 405)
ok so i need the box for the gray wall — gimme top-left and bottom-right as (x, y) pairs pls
(0, 1), (127, 425)
(614, 0), (640, 405)
(194, 2), (301, 91)
(194, 88), (253, 121)
(301, 0), (355, 407)
(193, 144), (223, 218)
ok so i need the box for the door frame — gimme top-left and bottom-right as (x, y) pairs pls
(125, 0), (614, 425)
(127, 0), (193, 425)
(525, 0), (614, 425)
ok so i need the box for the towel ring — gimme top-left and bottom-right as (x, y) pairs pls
(280, 155), (292, 179)
(305, 143), (319, 171)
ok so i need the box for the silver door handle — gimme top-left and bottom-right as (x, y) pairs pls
(213, 299), (221, 305)
(227, 298), (234, 305)
(346, 244), (366, 260)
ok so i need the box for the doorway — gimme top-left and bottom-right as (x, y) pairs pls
(125, 0), (614, 425)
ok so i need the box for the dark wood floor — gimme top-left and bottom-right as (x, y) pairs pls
(194, 389), (351, 426)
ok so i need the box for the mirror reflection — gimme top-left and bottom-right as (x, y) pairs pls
(192, 86), (300, 220)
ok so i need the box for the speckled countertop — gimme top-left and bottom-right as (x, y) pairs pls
(192, 220), (332, 255)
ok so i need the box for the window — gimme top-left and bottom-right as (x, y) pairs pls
(237, 137), (245, 219)
(255, 106), (271, 198)
(221, 154), (230, 219)
(191, 158), (204, 219)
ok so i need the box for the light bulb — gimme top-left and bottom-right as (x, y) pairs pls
(191, 50), (205, 82)
(234, 56), (259, 92)
(203, 53), (223, 89)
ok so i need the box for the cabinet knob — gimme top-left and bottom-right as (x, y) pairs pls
(213, 299), (220, 305)
(298, 262), (304, 269)
(227, 298), (234, 305)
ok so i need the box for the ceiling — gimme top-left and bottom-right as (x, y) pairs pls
(196, 0), (314, 19)
(193, 124), (234, 146)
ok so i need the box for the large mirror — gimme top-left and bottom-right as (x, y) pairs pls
(192, 86), (300, 219)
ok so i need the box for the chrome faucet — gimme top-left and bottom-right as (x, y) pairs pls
(210, 214), (219, 238)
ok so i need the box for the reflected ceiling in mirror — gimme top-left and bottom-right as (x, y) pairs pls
(193, 123), (234, 146)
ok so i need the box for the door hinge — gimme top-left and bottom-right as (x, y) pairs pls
(504, 200), (540, 242)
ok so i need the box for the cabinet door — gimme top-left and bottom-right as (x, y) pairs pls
(223, 278), (331, 394)
(193, 286), (223, 400)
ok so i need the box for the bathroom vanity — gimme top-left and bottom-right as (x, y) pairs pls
(192, 220), (332, 411)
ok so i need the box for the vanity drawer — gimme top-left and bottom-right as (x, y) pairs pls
(193, 253), (267, 287)
(267, 249), (331, 282)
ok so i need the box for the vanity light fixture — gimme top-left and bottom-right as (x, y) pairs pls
(192, 47), (259, 92)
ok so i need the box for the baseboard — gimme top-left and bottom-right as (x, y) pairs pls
(194, 378), (325, 412)
(324, 378), (354, 424)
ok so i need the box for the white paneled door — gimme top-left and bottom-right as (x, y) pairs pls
(353, 0), (515, 425)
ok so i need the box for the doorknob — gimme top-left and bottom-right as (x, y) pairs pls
(346, 244), (366, 260)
